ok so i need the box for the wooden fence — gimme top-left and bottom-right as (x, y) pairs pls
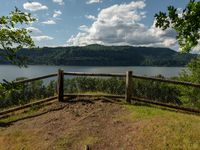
(62, 70), (200, 113)
(1, 69), (200, 116)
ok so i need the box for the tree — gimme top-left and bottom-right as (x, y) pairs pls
(155, 0), (200, 53)
(0, 7), (35, 66)
(178, 57), (200, 108)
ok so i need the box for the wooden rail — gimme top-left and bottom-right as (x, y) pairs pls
(63, 94), (200, 114)
(132, 97), (200, 114)
(1, 69), (200, 116)
(63, 94), (124, 99)
(64, 71), (200, 88)
(63, 71), (200, 103)
(132, 74), (200, 88)
(0, 96), (57, 116)
(14, 73), (57, 84)
(64, 72), (125, 77)
(65, 94), (200, 114)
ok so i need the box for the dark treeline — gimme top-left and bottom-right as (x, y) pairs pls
(0, 44), (197, 66)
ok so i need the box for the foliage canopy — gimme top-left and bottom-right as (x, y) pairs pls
(155, 0), (200, 52)
(0, 7), (35, 66)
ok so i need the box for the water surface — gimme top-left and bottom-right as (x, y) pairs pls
(0, 65), (187, 81)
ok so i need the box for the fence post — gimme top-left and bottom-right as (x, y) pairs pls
(57, 69), (64, 102)
(125, 71), (132, 103)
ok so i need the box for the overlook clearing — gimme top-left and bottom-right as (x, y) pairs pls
(0, 70), (200, 149)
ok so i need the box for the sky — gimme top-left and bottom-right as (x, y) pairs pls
(0, 0), (195, 51)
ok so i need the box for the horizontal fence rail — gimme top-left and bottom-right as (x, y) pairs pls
(14, 73), (57, 84)
(1, 69), (200, 116)
(64, 72), (125, 77)
(0, 96), (57, 116)
(132, 74), (200, 88)
(132, 97), (200, 114)
(9, 71), (200, 88)
(64, 94), (124, 99)
(64, 71), (200, 88)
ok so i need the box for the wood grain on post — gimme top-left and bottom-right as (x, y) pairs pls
(125, 71), (132, 103)
(57, 69), (64, 102)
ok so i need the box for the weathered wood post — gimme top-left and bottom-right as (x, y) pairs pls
(57, 69), (64, 102)
(125, 71), (132, 103)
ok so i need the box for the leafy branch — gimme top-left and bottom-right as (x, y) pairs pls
(0, 7), (36, 67)
(155, 0), (200, 52)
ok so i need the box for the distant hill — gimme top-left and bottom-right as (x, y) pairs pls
(0, 44), (197, 66)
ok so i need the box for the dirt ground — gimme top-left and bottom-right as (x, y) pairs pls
(0, 98), (139, 150)
(0, 97), (200, 150)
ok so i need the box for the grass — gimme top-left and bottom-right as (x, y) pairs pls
(124, 104), (167, 121)
(55, 128), (99, 150)
(0, 105), (42, 124)
(0, 128), (31, 150)
(0, 100), (200, 149)
(122, 104), (200, 149)
(56, 136), (98, 150)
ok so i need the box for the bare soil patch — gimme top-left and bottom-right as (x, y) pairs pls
(0, 97), (200, 150)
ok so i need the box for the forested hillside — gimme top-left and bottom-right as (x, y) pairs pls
(0, 45), (197, 66)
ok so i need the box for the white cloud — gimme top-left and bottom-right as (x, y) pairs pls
(191, 40), (200, 53)
(32, 36), (54, 41)
(23, 2), (48, 11)
(85, 15), (97, 21)
(67, 1), (177, 48)
(79, 25), (89, 32)
(26, 27), (42, 34)
(86, 0), (102, 4)
(53, 10), (62, 18)
(27, 27), (54, 43)
(53, 0), (64, 5)
(42, 20), (56, 25)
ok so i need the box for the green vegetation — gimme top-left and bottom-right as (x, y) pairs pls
(0, 44), (196, 66)
(0, 79), (56, 109)
(0, 106), (41, 123)
(56, 135), (98, 149)
(155, 0), (200, 52)
(123, 104), (200, 149)
(64, 76), (181, 105)
(178, 56), (200, 108)
(1, 56), (200, 110)
(1, 102), (199, 149)
(0, 8), (35, 66)
(63, 55), (200, 109)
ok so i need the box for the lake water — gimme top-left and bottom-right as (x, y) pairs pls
(0, 65), (186, 82)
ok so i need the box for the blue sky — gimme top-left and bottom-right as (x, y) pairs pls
(0, 0), (190, 49)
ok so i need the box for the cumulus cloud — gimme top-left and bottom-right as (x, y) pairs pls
(85, 15), (97, 20)
(32, 36), (54, 41)
(86, 0), (102, 4)
(27, 27), (54, 42)
(26, 27), (42, 34)
(53, 10), (62, 18)
(42, 20), (56, 25)
(53, 0), (64, 5)
(191, 40), (200, 53)
(79, 25), (89, 32)
(67, 1), (177, 48)
(23, 2), (48, 11)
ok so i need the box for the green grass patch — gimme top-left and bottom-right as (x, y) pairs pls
(124, 104), (167, 121)
(122, 103), (200, 149)
(55, 127), (99, 150)
(0, 105), (42, 124)
(56, 135), (99, 150)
